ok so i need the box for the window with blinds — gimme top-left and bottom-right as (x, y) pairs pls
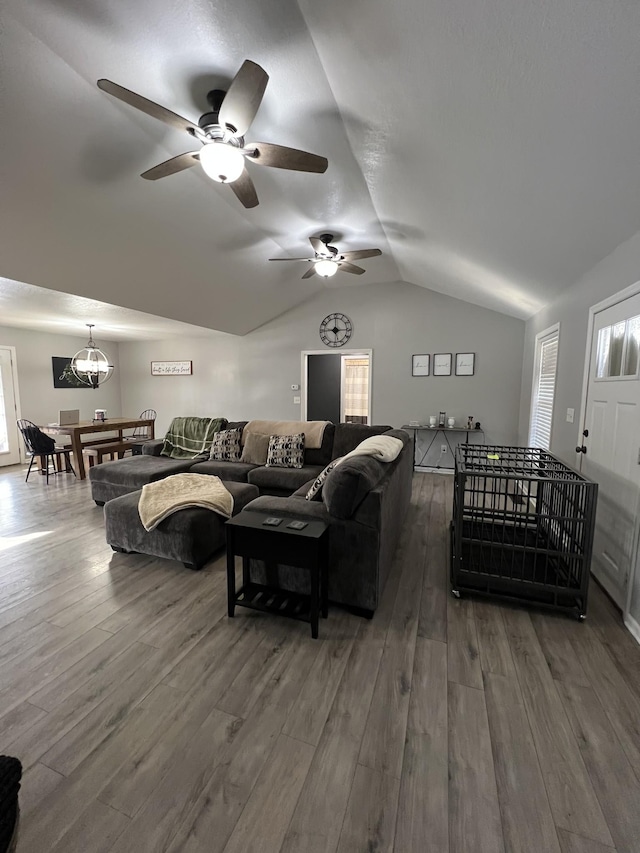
(528, 325), (559, 450)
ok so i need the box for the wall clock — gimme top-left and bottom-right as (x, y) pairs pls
(319, 313), (353, 348)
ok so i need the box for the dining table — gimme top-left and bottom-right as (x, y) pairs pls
(41, 416), (155, 480)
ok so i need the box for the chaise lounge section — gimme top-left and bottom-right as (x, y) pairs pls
(242, 428), (413, 615)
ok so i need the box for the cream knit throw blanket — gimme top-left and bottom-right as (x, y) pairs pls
(243, 419), (330, 449)
(339, 434), (404, 464)
(138, 474), (234, 532)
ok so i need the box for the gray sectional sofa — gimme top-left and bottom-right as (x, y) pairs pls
(89, 418), (413, 615)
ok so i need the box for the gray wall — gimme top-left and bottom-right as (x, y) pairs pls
(119, 281), (525, 445)
(519, 229), (640, 464)
(519, 228), (640, 632)
(0, 325), (122, 430)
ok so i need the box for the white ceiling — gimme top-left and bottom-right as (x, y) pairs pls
(0, 276), (227, 341)
(1, 0), (639, 336)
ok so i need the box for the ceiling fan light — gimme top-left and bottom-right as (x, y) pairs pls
(199, 142), (245, 183)
(315, 260), (339, 278)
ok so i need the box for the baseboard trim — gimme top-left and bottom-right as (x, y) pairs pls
(624, 612), (640, 647)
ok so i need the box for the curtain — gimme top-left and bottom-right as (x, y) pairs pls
(343, 358), (369, 424)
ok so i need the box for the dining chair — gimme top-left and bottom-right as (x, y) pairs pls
(123, 409), (157, 454)
(17, 419), (77, 483)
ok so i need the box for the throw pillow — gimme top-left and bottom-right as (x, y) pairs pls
(266, 433), (305, 469)
(209, 427), (242, 462)
(305, 457), (343, 501)
(241, 432), (270, 465)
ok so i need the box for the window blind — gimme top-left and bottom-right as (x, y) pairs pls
(529, 329), (559, 450)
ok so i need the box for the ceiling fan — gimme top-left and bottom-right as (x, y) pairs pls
(269, 234), (382, 279)
(97, 60), (328, 209)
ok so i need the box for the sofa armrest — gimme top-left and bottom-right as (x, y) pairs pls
(244, 494), (329, 523)
(142, 439), (164, 456)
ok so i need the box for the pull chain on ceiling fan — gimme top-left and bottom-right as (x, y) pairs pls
(97, 60), (328, 208)
(269, 234), (382, 278)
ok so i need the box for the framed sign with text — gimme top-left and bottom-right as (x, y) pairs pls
(411, 354), (430, 376)
(455, 352), (475, 376)
(151, 360), (193, 376)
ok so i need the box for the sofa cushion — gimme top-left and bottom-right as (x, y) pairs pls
(89, 455), (196, 488)
(248, 464), (323, 494)
(241, 432), (270, 465)
(331, 423), (392, 459)
(322, 454), (388, 519)
(142, 439), (164, 456)
(188, 459), (258, 482)
(209, 428), (242, 461)
(266, 434), (305, 468)
(304, 422), (335, 467)
(243, 493), (329, 524)
(305, 457), (343, 501)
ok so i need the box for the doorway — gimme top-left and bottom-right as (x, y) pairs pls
(302, 349), (372, 424)
(579, 286), (640, 613)
(0, 346), (22, 467)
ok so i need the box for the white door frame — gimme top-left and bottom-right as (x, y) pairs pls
(0, 345), (24, 464)
(577, 279), (640, 640)
(300, 349), (373, 423)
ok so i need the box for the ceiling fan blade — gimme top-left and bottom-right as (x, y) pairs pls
(309, 237), (325, 254)
(340, 249), (382, 262)
(140, 152), (200, 181)
(229, 167), (259, 208)
(218, 60), (269, 136)
(268, 257), (314, 262)
(97, 79), (199, 134)
(338, 262), (366, 275)
(302, 266), (317, 280)
(246, 142), (328, 173)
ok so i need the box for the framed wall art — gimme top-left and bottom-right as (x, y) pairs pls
(455, 352), (475, 376)
(52, 356), (90, 389)
(151, 360), (192, 376)
(433, 353), (452, 376)
(411, 354), (430, 376)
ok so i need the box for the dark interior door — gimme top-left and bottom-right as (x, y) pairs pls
(307, 354), (341, 423)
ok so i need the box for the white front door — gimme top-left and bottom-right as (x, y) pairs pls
(582, 292), (640, 607)
(0, 347), (21, 467)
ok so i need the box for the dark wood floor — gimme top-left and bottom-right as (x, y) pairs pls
(1, 465), (640, 852)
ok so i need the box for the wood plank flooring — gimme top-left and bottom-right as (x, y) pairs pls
(1, 465), (640, 851)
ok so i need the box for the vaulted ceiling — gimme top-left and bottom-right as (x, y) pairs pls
(1, 0), (639, 336)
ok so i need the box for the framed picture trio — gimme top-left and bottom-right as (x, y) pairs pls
(411, 352), (475, 377)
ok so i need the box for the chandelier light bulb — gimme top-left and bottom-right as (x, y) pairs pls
(199, 142), (245, 184)
(315, 259), (339, 278)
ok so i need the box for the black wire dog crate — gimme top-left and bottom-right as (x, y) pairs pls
(451, 445), (598, 619)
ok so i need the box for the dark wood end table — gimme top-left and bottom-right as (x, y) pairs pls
(225, 511), (329, 639)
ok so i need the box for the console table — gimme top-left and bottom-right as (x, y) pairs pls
(225, 511), (329, 639)
(402, 424), (485, 470)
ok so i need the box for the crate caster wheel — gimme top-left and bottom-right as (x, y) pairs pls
(577, 613), (586, 622)
(451, 589), (461, 599)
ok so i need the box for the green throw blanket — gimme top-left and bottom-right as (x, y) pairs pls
(161, 416), (226, 459)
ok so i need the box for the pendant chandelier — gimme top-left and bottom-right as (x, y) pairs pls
(71, 324), (114, 389)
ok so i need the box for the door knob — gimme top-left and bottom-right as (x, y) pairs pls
(576, 445), (587, 454)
